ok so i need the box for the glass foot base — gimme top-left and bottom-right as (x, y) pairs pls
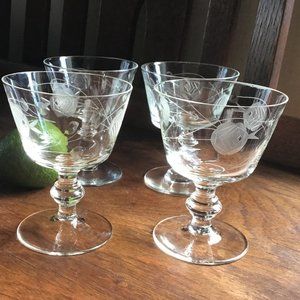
(78, 161), (122, 186)
(144, 166), (195, 196)
(17, 209), (112, 256)
(153, 215), (248, 265)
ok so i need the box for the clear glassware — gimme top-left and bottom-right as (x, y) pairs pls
(44, 56), (138, 186)
(141, 62), (239, 195)
(153, 78), (288, 265)
(2, 71), (132, 256)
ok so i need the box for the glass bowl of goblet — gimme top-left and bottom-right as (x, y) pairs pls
(141, 62), (239, 195)
(44, 56), (138, 186)
(153, 78), (288, 265)
(2, 71), (132, 256)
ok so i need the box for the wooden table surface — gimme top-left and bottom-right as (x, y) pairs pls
(0, 135), (299, 300)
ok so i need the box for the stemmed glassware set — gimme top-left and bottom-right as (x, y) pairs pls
(2, 56), (288, 265)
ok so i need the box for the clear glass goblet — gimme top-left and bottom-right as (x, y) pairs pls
(2, 71), (132, 256)
(44, 56), (138, 186)
(141, 62), (239, 195)
(153, 78), (288, 265)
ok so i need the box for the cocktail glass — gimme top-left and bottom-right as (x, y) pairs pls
(44, 56), (138, 186)
(153, 78), (288, 264)
(2, 71), (132, 255)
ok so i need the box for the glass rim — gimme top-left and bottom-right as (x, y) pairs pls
(154, 78), (289, 108)
(43, 55), (139, 73)
(2, 70), (133, 98)
(141, 61), (240, 80)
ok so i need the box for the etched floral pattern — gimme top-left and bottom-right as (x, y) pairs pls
(243, 102), (267, 131)
(50, 80), (79, 117)
(160, 80), (269, 156)
(7, 75), (130, 159)
(211, 121), (258, 155)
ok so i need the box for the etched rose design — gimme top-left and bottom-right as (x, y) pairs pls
(69, 73), (89, 91)
(243, 102), (267, 131)
(51, 80), (78, 117)
(211, 121), (258, 155)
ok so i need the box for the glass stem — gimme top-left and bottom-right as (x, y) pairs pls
(50, 173), (84, 221)
(185, 184), (222, 235)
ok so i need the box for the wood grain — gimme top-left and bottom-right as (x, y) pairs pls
(263, 115), (300, 171)
(0, 134), (299, 299)
(269, 0), (295, 88)
(244, 0), (293, 86)
(200, 0), (239, 65)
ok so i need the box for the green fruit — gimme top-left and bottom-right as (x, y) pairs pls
(0, 122), (67, 189)
(36, 120), (68, 153)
